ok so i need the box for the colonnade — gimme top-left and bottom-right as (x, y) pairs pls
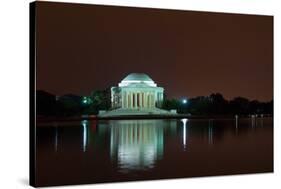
(121, 91), (155, 108)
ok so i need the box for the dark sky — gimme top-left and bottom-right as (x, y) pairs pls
(35, 1), (273, 101)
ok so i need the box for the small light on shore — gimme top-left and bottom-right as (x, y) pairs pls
(82, 97), (88, 104)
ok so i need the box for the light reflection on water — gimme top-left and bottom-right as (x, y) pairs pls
(49, 118), (271, 172)
(36, 117), (273, 186)
(181, 118), (188, 150)
(81, 120), (88, 152)
(208, 119), (213, 145)
(54, 126), (58, 152)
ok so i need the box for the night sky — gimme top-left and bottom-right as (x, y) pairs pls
(35, 1), (273, 101)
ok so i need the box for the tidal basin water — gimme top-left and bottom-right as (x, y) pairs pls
(36, 117), (273, 186)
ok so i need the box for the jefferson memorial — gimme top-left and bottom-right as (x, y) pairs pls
(111, 73), (164, 109)
(99, 73), (176, 117)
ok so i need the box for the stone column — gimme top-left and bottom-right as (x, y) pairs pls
(121, 92), (125, 108)
(143, 92), (146, 108)
(130, 92), (133, 109)
(149, 93), (152, 108)
(147, 93), (149, 108)
(134, 93), (137, 108)
(148, 93), (151, 108)
(145, 92), (147, 108)
(125, 92), (128, 108)
(152, 93), (154, 107)
(150, 93), (153, 107)
(124, 92), (126, 108)
(152, 93), (154, 108)
(126, 92), (129, 108)
(139, 92), (142, 108)
(152, 93), (156, 107)
(142, 93), (144, 108)
(128, 93), (130, 108)
(132, 93), (134, 108)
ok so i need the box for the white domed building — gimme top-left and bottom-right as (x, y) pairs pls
(99, 73), (176, 117)
(111, 73), (164, 109)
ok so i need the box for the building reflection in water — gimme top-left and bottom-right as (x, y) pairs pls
(109, 120), (166, 172)
(181, 118), (188, 150)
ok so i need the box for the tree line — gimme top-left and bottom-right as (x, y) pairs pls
(36, 90), (273, 117)
(163, 93), (273, 116)
(36, 89), (111, 116)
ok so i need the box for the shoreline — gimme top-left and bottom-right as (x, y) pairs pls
(36, 114), (273, 123)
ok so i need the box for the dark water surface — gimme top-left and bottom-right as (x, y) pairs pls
(36, 117), (273, 186)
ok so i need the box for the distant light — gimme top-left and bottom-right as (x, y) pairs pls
(182, 99), (187, 104)
(82, 97), (88, 104)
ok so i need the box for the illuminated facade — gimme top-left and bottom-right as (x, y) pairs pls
(111, 73), (164, 109)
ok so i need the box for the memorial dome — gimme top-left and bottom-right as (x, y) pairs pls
(122, 73), (153, 82)
(119, 73), (157, 87)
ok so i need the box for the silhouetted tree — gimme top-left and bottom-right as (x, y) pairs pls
(36, 90), (57, 116)
(36, 89), (273, 117)
(86, 88), (111, 114)
(57, 94), (83, 116)
(162, 99), (180, 111)
(229, 97), (250, 114)
(187, 96), (210, 115)
(208, 93), (228, 115)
